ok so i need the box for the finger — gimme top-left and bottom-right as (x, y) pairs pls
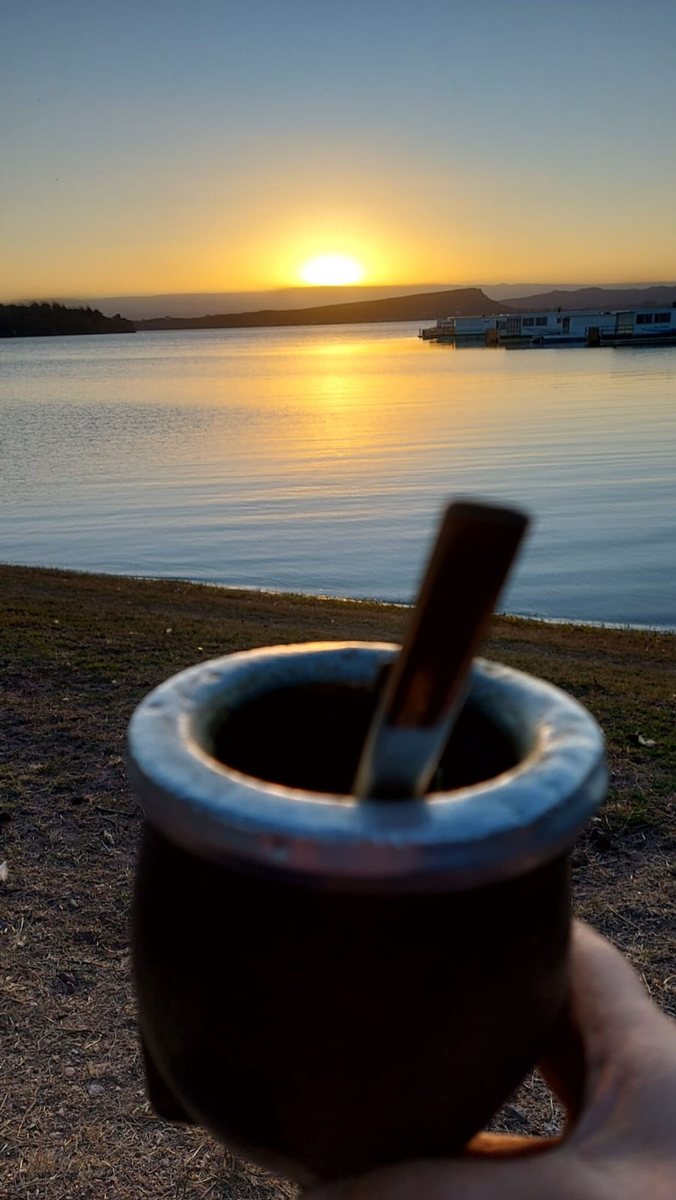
(304, 1130), (563, 1200)
(569, 920), (664, 1080)
(538, 921), (665, 1121)
(564, 921), (676, 1147)
(569, 920), (656, 1043)
(303, 1145), (576, 1200)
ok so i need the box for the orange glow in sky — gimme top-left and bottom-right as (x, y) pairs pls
(2, 6), (676, 302)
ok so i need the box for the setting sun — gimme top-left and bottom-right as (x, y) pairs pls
(299, 254), (365, 286)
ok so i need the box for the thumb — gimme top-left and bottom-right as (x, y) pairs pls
(564, 921), (676, 1151)
(539, 920), (656, 1117)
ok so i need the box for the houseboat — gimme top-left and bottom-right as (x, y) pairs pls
(419, 314), (500, 343)
(592, 306), (676, 346)
(420, 304), (676, 348)
(499, 306), (676, 347)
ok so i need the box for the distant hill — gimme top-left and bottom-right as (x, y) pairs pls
(508, 285), (676, 311)
(136, 288), (505, 331)
(0, 302), (134, 338)
(81, 285), (457, 320)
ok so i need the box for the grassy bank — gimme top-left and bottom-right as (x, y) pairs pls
(1, 564), (674, 1199)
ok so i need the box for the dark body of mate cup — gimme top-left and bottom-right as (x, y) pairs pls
(128, 642), (606, 1183)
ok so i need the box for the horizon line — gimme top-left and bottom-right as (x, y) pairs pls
(6, 278), (676, 306)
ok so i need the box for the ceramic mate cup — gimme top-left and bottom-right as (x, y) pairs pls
(127, 642), (606, 1182)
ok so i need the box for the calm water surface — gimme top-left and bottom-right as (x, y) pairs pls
(1, 322), (675, 627)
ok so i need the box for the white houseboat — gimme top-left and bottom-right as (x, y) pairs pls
(419, 314), (501, 342)
(420, 304), (676, 348)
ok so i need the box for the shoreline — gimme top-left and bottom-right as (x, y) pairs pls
(2, 559), (675, 637)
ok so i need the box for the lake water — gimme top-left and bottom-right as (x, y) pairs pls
(1, 322), (675, 628)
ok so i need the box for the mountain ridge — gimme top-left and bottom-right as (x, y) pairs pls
(135, 288), (504, 330)
(510, 285), (676, 310)
(24, 280), (676, 321)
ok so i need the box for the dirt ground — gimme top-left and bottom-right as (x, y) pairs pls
(1, 565), (674, 1198)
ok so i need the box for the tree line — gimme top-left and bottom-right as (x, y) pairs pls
(0, 302), (135, 338)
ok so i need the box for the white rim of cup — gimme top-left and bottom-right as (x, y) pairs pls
(127, 642), (607, 891)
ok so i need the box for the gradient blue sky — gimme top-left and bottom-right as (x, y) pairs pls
(3, 0), (676, 299)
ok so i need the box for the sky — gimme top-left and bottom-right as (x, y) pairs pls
(2, 0), (676, 301)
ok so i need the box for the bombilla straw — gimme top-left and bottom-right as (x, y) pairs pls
(353, 499), (530, 800)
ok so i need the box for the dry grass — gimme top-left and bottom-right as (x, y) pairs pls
(1, 565), (674, 1197)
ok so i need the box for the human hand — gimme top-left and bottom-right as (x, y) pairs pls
(305, 921), (676, 1199)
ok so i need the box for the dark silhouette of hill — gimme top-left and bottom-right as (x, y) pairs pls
(509, 285), (676, 311)
(0, 302), (134, 338)
(136, 288), (504, 330)
(79, 285), (456, 320)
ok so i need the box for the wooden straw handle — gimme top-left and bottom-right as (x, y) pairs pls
(385, 500), (529, 727)
(354, 499), (529, 799)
